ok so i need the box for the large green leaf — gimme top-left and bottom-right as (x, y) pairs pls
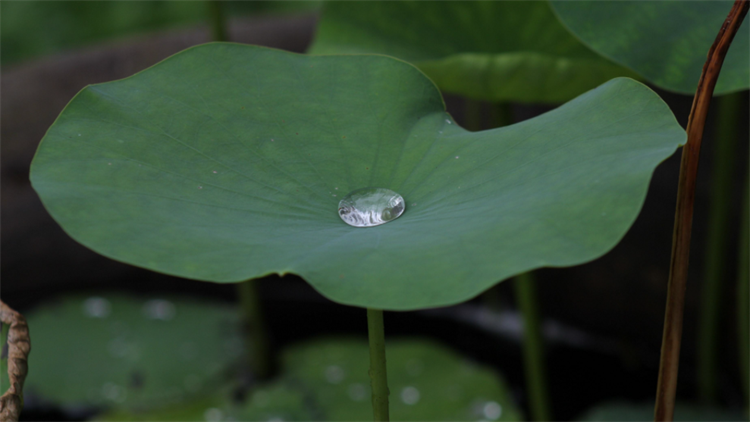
(101, 338), (521, 421)
(308, 1), (637, 103)
(577, 401), (747, 421)
(0, 322), (9, 395)
(23, 294), (243, 410)
(551, 1), (750, 95)
(30, 44), (685, 310)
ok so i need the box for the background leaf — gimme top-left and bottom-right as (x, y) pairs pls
(308, 1), (637, 103)
(551, 1), (750, 95)
(31, 44), (685, 310)
(101, 338), (522, 421)
(576, 401), (747, 421)
(23, 294), (243, 410)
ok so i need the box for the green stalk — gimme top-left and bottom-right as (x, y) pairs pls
(514, 272), (552, 421)
(738, 167), (749, 410)
(208, 0), (228, 42)
(697, 92), (743, 403)
(238, 280), (271, 379)
(367, 308), (390, 421)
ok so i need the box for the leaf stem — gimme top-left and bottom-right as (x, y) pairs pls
(697, 91), (743, 403)
(238, 280), (271, 379)
(654, 1), (749, 420)
(208, 0), (228, 42)
(738, 167), (749, 412)
(367, 308), (390, 421)
(515, 272), (552, 421)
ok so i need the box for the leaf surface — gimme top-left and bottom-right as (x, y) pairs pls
(551, 1), (750, 95)
(31, 44), (685, 310)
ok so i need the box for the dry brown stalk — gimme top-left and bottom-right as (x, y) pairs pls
(0, 301), (30, 422)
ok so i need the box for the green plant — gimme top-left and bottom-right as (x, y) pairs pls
(30, 42), (685, 420)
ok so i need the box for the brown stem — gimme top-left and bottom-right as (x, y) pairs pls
(0, 301), (30, 422)
(654, 1), (749, 421)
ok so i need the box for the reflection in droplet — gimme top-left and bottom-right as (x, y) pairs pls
(338, 187), (405, 227)
(83, 297), (111, 318)
(482, 401), (502, 420)
(143, 299), (176, 320)
(325, 365), (345, 384)
(347, 383), (367, 401)
(400, 386), (420, 405)
(204, 407), (223, 422)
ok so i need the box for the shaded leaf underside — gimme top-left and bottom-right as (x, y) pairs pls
(309, 1), (638, 103)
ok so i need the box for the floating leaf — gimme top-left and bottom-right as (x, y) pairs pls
(98, 385), (316, 422)
(308, 1), (637, 103)
(23, 294), (243, 411)
(551, 1), (750, 95)
(31, 44), (685, 310)
(282, 338), (521, 421)
(577, 401), (747, 421)
(100, 338), (522, 421)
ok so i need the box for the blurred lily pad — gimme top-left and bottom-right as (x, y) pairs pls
(31, 44), (685, 310)
(0, 322), (9, 394)
(551, 1), (750, 95)
(577, 401), (747, 421)
(309, 1), (637, 103)
(100, 338), (522, 421)
(98, 384), (316, 422)
(23, 294), (243, 411)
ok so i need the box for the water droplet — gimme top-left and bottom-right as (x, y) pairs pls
(338, 187), (405, 227)
(455, 156), (459, 159)
(271, 139), (275, 142)
(213, 170), (217, 174)
(83, 297), (111, 318)
(204, 407), (223, 422)
(446, 119), (452, 124)
(78, 133), (81, 136)
(198, 186), (203, 189)
(335, 187), (338, 190)
(108, 163), (112, 165)
(143, 299), (176, 321)
(482, 401), (502, 420)
(400, 386), (420, 405)
(347, 383), (367, 401)
(325, 365), (345, 384)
